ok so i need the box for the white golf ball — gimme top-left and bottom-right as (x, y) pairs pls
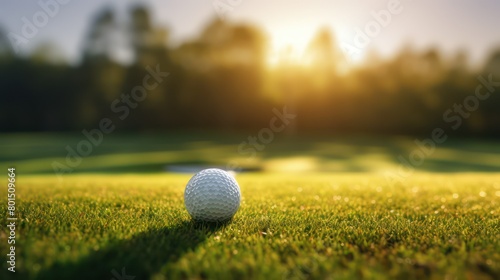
(184, 168), (241, 222)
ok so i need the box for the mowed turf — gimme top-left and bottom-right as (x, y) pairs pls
(0, 173), (499, 280)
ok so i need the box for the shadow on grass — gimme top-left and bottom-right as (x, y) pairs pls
(36, 220), (228, 280)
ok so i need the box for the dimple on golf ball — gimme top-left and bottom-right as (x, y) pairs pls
(184, 168), (241, 222)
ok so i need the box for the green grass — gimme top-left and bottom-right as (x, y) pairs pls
(1, 173), (499, 279)
(1, 133), (500, 174)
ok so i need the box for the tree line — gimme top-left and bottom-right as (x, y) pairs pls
(0, 5), (499, 137)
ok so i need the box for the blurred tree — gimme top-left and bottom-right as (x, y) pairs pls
(0, 27), (13, 58)
(483, 49), (500, 76)
(130, 5), (170, 66)
(120, 5), (175, 130)
(304, 28), (343, 75)
(78, 7), (126, 127)
(82, 7), (118, 62)
(450, 50), (469, 75)
(296, 28), (346, 132)
(173, 19), (272, 130)
(479, 49), (500, 137)
(31, 42), (66, 64)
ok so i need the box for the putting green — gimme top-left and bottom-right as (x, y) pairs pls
(1, 173), (498, 279)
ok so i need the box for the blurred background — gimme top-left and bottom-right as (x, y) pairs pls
(1, 0), (500, 174)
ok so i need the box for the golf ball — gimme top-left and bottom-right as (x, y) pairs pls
(184, 168), (241, 222)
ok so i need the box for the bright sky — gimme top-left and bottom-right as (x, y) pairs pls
(1, 0), (499, 66)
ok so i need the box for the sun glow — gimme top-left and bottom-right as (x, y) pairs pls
(266, 27), (313, 67)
